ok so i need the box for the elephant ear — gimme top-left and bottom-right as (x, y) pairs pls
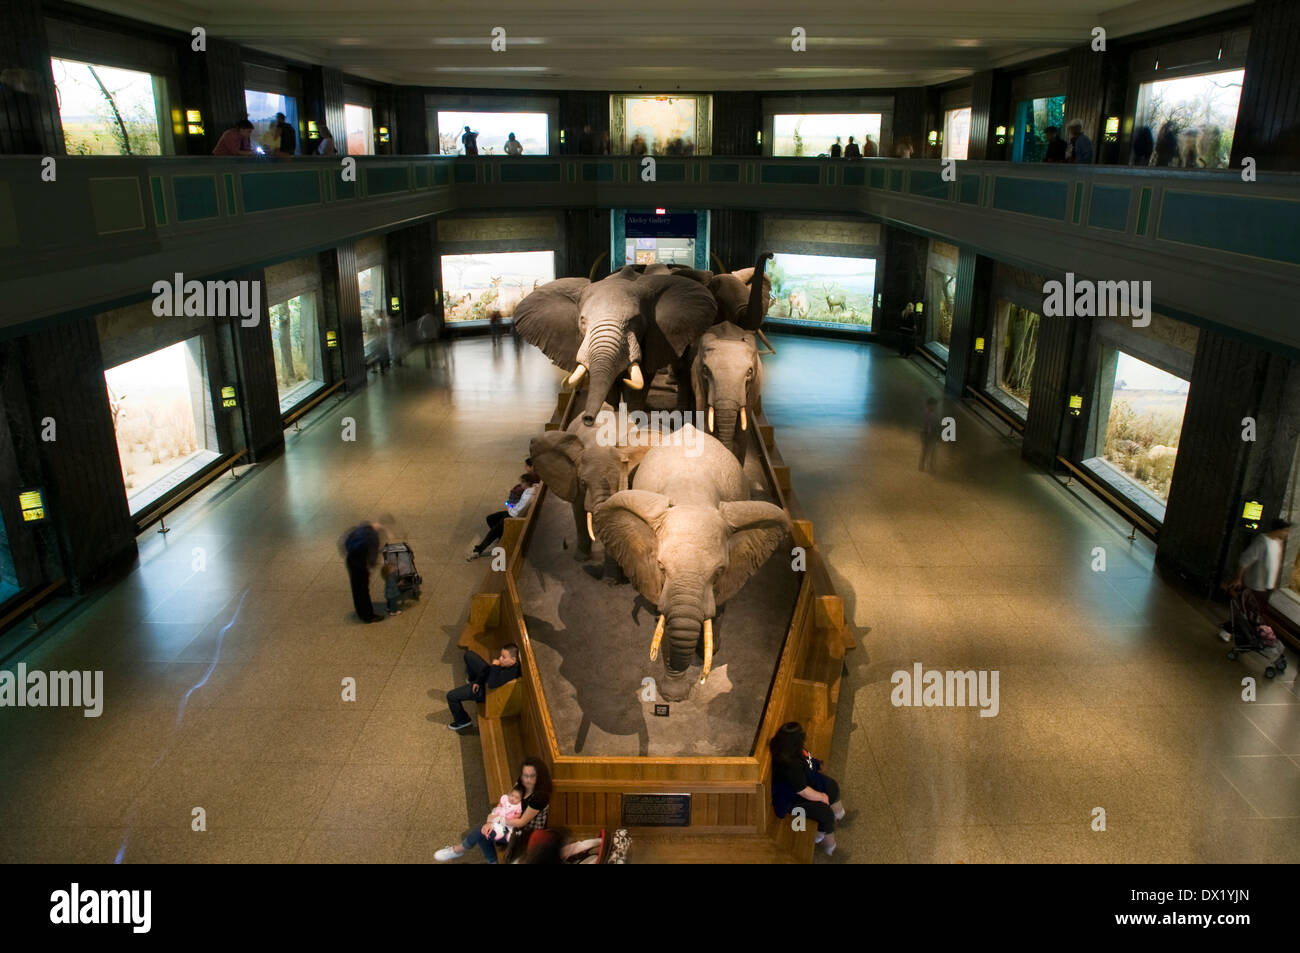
(512, 278), (588, 371)
(715, 501), (792, 605)
(528, 430), (584, 502)
(638, 274), (720, 373)
(593, 489), (669, 603)
(666, 265), (714, 285)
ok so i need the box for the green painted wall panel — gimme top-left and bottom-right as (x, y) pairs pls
(654, 162), (686, 182)
(959, 174), (980, 205)
(499, 163), (562, 183)
(172, 175), (220, 221)
(710, 163), (740, 183)
(842, 165), (865, 186)
(869, 167), (885, 189)
(991, 176), (1069, 220)
(582, 162), (614, 182)
(908, 169), (947, 199)
(1158, 191), (1300, 265)
(762, 164), (820, 185)
(241, 170), (322, 212)
(1087, 184), (1130, 231)
(89, 176), (147, 233)
(366, 165), (411, 195)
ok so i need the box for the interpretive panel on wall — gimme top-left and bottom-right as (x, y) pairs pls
(621, 794), (691, 827)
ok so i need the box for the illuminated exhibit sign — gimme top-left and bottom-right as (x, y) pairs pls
(221, 385), (237, 409)
(19, 488), (46, 522)
(390, 296), (401, 312)
(975, 337), (986, 353)
(1068, 394), (1083, 416)
(326, 330), (338, 348)
(1242, 500), (1262, 529)
(625, 212), (697, 238)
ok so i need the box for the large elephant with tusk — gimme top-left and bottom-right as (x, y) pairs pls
(513, 270), (718, 427)
(528, 403), (653, 560)
(593, 424), (791, 701)
(691, 321), (762, 464)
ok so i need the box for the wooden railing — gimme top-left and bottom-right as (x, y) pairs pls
(965, 385), (1027, 436)
(1055, 455), (1160, 541)
(283, 379), (345, 429)
(0, 577), (66, 642)
(133, 449), (248, 535)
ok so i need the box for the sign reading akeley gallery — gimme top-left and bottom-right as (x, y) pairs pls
(621, 793), (691, 827)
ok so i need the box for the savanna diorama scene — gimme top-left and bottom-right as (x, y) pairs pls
(52, 57), (162, 156)
(772, 113), (882, 157)
(765, 252), (876, 327)
(436, 111), (548, 155)
(105, 342), (209, 506)
(441, 250), (556, 323)
(1100, 352), (1189, 502)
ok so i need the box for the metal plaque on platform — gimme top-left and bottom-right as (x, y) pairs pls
(621, 793), (691, 827)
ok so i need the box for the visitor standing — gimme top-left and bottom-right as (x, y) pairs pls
(1042, 126), (1067, 162)
(504, 132), (523, 156)
(212, 119), (255, 156)
(1231, 519), (1292, 609)
(316, 124), (338, 156)
(830, 136), (843, 158)
(273, 112), (297, 156)
(462, 125), (479, 155)
(1065, 118), (1093, 164)
(844, 136), (861, 159)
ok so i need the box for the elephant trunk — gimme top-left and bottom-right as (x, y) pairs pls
(658, 580), (709, 700)
(710, 396), (741, 452)
(580, 325), (627, 426)
(739, 252), (773, 330)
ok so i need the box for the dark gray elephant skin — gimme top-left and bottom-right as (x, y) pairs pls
(593, 424), (791, 701)
(691, 322), (762, 464)
(513, 271), (718, 427)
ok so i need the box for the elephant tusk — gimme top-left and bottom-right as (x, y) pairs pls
(707, 406), (715, 432)
(740, 407), (748, 431)
(650, 614), (665, 662)
(567, 364), (587, 386)
(586, 510), (595, 542)
(700, 619), (714, 683)
(622, 363), (645, 390)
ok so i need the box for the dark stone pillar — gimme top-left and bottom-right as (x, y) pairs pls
(0, 0), (64, 155)
(304, 67), (347, 154)
(1063, 44), (1110, 163)
(944, 250), (992, 398)
(0, 318), (135, 592)
(563, 208), (611, 279)
(558, 91), (609, 155)
(712, 92), (762, 156)
(328, 241), (367, 390)
(177, 36), (244, 156)
(395, 85), (428, 154)
(709, 210), (759, 274)
(892, 88), (928, 158)
(1231, 0), (1300, 172)
(1019, 311), (1080, 467)
(228, 268), (284, 463)
(880, 226), (928, 340)
(1159, 332), (1300, 592)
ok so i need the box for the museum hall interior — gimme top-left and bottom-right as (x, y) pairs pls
(1, 0), (1299, 905)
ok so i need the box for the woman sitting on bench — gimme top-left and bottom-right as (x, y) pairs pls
(435, 757), (552, 863)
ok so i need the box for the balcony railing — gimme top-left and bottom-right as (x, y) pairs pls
(1, 154), (1297, 354)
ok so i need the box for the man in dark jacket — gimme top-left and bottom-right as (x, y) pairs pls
(448, 644), (521, 730)
(343, 520), (386, 622)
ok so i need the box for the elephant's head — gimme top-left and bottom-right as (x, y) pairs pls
(692, 323), (761, 456)
(529, 406), (649, 540)
(707, 253), (773, 331)
(595, 490), (791, 699)
(514, 274), (717, 427)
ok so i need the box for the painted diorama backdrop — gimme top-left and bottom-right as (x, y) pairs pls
(766, 253), (876, 327)
(441, 250), (556, 322)
(772, 113), (882, 157)
(436, 111), (549, 155)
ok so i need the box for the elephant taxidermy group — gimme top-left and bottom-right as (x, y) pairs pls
(512, 255), (773, 428)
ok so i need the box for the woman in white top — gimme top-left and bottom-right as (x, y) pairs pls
(1231, 518), (1292, 607)
(317, 125), (338, 156)
(467, 460), (541, 560)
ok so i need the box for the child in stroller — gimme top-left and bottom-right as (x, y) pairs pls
(1219, 589), (1288, 679)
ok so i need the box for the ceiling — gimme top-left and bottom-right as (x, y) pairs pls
(76, 0), (1251, 90)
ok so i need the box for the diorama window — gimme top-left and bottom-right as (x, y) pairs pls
(926, 268), (956, 356)
(104, 337), (219, 515)
(269, 292), (324, 413)
(1084, 349), (1189, 511)
(51, 57), (165, 155)
(621, 96), (698, 155)
(765, 253), (875, 330)
(441, 251), (556, 323)
(772, 114), (882, 157)
(1133, 68), (1243, 168)
(358, 265), (386, 362)
(436, 111), (548, 155)
(1012, 95), (1066, 162)
(988, 301), (1040, 411)
(245, 89), (298, 155)
(0, 518), (17, 604)
(344, 103), (374, 155)
(943, 107), (970, 160)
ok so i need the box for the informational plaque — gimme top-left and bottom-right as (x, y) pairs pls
(621, 793), (691, 827)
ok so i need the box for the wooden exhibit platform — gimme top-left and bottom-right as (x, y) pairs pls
(456, 384), (856, 863)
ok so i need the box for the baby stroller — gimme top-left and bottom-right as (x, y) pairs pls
(381, 542), (422, 599)
(1220, 590), (1287, 678)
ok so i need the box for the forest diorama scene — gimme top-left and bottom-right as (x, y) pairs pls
(270, 294), (323, 399)
(996, 304), (1040, 405)
(52, 57), (162, 156)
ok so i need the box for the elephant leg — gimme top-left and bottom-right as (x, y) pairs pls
(571, 497), (592, 559)
(672, 353), (695, 412)
(600, 551), (626, 586)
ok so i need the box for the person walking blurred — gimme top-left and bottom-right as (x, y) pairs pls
(343, 520), (387, 622)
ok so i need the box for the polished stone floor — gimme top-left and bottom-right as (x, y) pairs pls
(0, 332), (1297, 864)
